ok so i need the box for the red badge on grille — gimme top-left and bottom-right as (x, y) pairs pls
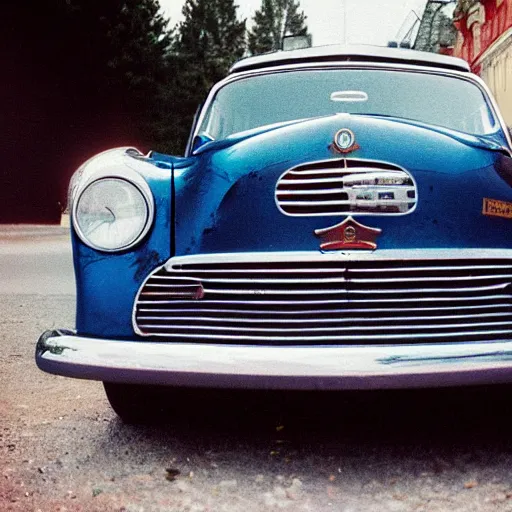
(314, 217), (381, 250)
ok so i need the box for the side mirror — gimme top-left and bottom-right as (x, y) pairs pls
(191, 133), (214, 153)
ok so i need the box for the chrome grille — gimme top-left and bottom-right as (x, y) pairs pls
(275, 158), (416, 216)
(133, 252), (512, 344)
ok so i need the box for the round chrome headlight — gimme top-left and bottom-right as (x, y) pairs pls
(73, 177), (153, 252)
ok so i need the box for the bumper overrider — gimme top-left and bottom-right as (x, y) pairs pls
(36, 329), (512, 390)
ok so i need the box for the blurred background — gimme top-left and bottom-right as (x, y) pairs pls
(1, 0), (509, 223)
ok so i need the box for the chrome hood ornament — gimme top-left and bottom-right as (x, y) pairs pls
(333, 128), (360, 154)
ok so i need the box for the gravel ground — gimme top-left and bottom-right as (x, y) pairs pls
(2, 227), (512, 511)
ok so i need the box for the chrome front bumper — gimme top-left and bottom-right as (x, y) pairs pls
(36, 330), (512, 390)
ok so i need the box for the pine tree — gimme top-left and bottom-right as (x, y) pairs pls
(0, 0), (177, 221)
(169, 0), (246, 152)
(177, 0), (246, 83)
(248, 0), (308, 55)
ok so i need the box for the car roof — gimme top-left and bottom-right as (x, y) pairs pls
(229, 44), (471, 74)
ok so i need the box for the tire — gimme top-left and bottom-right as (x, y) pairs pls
(103, 382), (172, 424)
(103, 383), (256, 425)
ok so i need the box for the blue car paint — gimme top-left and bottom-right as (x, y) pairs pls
(173, 115), (512, 255)
(73, 168), (172, 338)
(73, 114), (512, 339)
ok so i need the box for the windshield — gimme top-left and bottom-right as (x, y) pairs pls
(199, 69), (496, 140)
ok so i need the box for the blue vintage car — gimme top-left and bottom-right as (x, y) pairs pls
(37, 45), (512, 422)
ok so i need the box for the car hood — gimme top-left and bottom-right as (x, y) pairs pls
(170, 114), (512, 255)
(192, 114), (508, 156)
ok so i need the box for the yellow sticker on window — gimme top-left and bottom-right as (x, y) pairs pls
(483, 198), (512, 219)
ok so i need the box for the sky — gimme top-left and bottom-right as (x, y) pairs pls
(159, 0), (430, 47)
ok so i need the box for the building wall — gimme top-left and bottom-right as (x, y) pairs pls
(453, 0), (512, 126)
(479, 28), (512, 126)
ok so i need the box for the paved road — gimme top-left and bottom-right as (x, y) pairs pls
(0, 225), (74, 295)
(2, 226), (512, 511)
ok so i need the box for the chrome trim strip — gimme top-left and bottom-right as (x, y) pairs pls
(147, 277), (349, 285)
(131, 329), (512, 342)
(145, 273), (512, 285)
(136, 312), (512, 324)
(277, 188), (349, 195)
(138, 321), (512, 333)
(142, 293), (193, 298)
(164, 250), (512, 266)
(137, 304), (511, 315)
(279, 177), (347, 185)
(349, 275), (512, 283)
(278, 200), (413, 206)
(286, 167), (405, 175)
(277, 188), (416, 197)
(150, 264), (512, 274)
(136, 295), (512, 306)
(279, 189), (349, 195)
(36, 331), (512, 390)
(146, 283), (202, 287)
(354, 265), (512, 272)
(141, 283), (509, 296)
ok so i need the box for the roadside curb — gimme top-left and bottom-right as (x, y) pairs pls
(0, 225), (70, 239)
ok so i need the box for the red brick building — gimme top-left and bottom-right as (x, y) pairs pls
(453, 0), (512, 125)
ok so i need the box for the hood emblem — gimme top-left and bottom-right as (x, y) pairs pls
(314, 217), (381, 250)
(333, 128), (360, 154)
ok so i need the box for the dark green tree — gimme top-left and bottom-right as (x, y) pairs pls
(248, 0), (308, 55)
(95, 0), (176, 151)
(178, 0), (246, 80)
(169, 0), (246, 152)
(1, 0), (177, 221)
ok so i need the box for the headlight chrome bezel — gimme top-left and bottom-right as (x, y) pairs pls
(72, 173), (155, 253)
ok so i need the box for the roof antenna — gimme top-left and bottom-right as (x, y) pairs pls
(389, 9), (421, 49)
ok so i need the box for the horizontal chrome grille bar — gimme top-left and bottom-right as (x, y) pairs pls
(285, 167), (399, 176)
(278, 199), (413, 207)
(137, 295), (512, 307)
(276, 187), (347, 195)
(145, 274), (512, 285)
(153, 264), (512, 275)
(142, 283), (510, 296)
(137, 320), (512, 333)
(136, 312), (512, 324)
(279, 177), (347, 185)
(136, 294), (512, 306)
(136, 303), (511, 315)
(133, 330), (512, 342)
